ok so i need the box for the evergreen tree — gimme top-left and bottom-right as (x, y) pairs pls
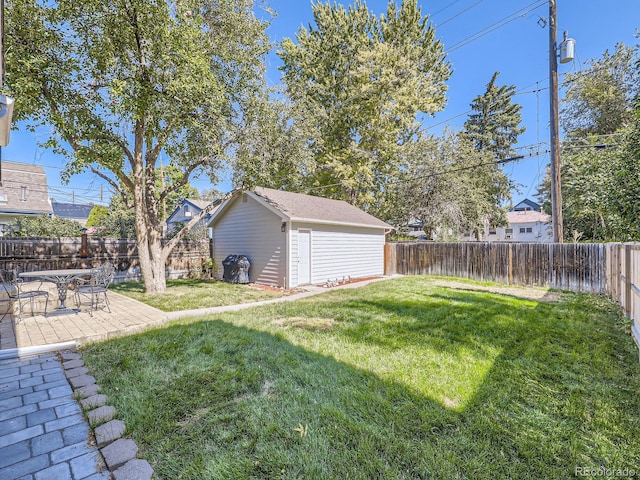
(463, 72), (525, 160)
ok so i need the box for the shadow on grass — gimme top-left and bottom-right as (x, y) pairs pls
(83, 296), (640, 480)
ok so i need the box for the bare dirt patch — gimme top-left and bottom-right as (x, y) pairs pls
(247, 283), (302, 295)
(430, 279), (561, 303)
(271, 317), (336, 331)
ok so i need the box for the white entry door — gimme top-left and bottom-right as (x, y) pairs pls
(297, 230), (311, 285)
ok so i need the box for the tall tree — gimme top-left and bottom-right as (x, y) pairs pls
(561, 42), (638, 136)
(5, 0), (271, 293)
(463, 71), (525, 160)
(460, 72), (520, 237)
(278, 0), (450, 212)
(537, 43), (640, 241)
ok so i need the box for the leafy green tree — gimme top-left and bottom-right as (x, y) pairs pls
(232, 94), (314, 191)
(463, 71), (525, 160)
(5, 0), (270, 293)
(279, 0), (451, 211)
(86, 205), (108, 228)
(561, 43), (638, 136)
(100, 194), (136, 238)
(401, 132), (507, 240)
(16, 214), (84, 237)
(537, 43), (640, 241)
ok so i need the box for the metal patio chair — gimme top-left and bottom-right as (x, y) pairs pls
(74, 262), (115, 315)
(0, 268), (49, 321)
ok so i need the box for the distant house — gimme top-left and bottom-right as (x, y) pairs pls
(461, 198), (552, 242)
(51, 201), (95, 226)
(209, 187), (392, 288)
(166, 198), (220, 235)
(0, 161), (53, 235)
(512, 199), (541, 212)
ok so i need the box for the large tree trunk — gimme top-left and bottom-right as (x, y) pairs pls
(132, 136), (168, 295)
(137, 219), (167, 295)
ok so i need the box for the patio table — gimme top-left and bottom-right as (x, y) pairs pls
(19, 268), (92, 314)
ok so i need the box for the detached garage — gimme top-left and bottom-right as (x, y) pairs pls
(208, 187), (392, 288)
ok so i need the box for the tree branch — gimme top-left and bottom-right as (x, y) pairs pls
(162, 191), (234, 256)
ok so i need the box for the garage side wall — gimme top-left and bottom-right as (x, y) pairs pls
(211, 196), (286, 286)
(290, 222), (385, 287)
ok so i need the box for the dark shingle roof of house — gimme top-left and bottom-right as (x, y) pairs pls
(51, 202), (94, 220)
(252, 187), (392, 229)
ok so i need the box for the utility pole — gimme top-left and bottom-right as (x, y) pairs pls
(549, 0), (563, 243)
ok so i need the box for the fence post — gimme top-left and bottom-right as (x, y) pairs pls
(508, 243), (513, 285)
(625, 244), (632, 317)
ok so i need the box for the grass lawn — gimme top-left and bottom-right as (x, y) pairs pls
(110, 278), (288, 311)
(82, 276), (640, 479)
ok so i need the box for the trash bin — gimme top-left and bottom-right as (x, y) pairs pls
(222, 255), (250, 284)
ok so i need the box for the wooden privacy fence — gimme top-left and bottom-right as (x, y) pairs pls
(0, 236), (212, 281)
(385, 241), (640, 354)
(385, 242), (608, 293)
(606, 243), (640, 353)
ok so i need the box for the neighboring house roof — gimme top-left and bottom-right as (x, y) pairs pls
(166, 198), (220, 226)
(512, 199), (541, 212)
(51, 201), (94, 221)
(186, 199), (213, 210)
(213, 187), (392, 230)
(0, 161), (52, 216)
(507, 210), (550, 224)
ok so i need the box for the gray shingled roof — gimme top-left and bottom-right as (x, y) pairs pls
(252, 187), (391, 229)
(186, 198), (213, 210)
(52, 201), (94, 220)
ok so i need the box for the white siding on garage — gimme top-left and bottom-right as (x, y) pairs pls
(289, 222), (385, 287)
(212, 195), (286, 286)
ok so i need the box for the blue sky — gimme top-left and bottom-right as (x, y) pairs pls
(4, 0), (639, 207)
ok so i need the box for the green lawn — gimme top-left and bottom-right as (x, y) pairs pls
(82, 276), (640, 479)
(110, 279), (288, 311)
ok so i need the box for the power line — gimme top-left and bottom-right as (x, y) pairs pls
(435, 0), (486, 28)
(430, 0), (465, 19)
(444, 0), (546, 54)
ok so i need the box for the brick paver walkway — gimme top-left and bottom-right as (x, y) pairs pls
(0, 353), (109, 480)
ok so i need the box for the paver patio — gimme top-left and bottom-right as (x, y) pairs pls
(0, 284), (168, 353)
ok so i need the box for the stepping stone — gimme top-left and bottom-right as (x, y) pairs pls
(75, 384), (100, 399)
(63, 359), (84, 369)
(88, 405), (116, 426)
(101, 438), (138, 470)
(112, 459), (153, 480)
(95, 419), (126, 448)
(80, 394), (107, 410)
(69, 374), (96, 389)
(60, 352), (82, 361)
(65, 366), (89, 379)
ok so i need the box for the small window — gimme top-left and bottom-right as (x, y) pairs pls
(20, 186), (27, 201)
(0, 194), (7, 204)
(505, 228), (513, 234)
(526, 227), (533, 233)
(519, 227), (526, 233)
(184, 204), (192, 217)
(463, 231), (471, 237)
(488, 228), (496, 235)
